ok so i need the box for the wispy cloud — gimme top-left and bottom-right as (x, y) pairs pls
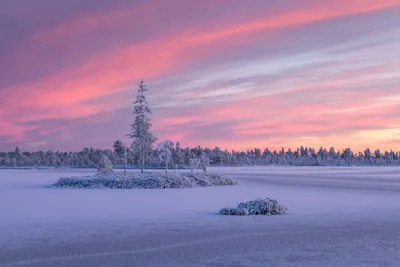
(0, 0), (399, 151)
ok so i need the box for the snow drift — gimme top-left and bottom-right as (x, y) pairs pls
(219, 198), (288, 216)
(49, 172), (237, 189)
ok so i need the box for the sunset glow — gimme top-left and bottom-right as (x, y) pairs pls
(1, 0), (399, 151)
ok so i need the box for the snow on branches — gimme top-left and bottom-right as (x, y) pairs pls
(189, 158), (199, 174)
(157, 140), (174, 175)
(128, 79), (157, 174)
(199, 152), (210, 173)
(50, 172), (237, 189)
(219, 198), (288, 216)
(188, 153), (210, 174)
(97, 155), (114, 175)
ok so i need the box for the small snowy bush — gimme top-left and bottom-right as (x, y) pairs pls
(219, 198), (287, 216)
(50, 172), (237, 189)
(97, 155), (114, 174)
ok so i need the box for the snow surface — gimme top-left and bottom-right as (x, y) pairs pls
(1, 166), (400, 266)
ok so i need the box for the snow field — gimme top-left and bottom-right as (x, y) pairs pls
(0, 166), (400, 267)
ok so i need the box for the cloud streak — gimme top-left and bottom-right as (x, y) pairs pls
(0, 0), (399, 151)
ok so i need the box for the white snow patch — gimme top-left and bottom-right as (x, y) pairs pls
(1, 166), (400, 254)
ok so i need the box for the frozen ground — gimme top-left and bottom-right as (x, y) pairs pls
(0, 166), (399, 266)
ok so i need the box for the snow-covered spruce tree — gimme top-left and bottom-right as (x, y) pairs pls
(199, 152), (210, 173)
(157, 140), (174, 175)
(128, 79), (157, 174)
(98, 155), (114, 175)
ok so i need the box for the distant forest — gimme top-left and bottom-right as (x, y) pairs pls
(0, 142), (399, 168)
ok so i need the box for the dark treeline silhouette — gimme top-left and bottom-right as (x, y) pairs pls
(0, 142), (399, 168)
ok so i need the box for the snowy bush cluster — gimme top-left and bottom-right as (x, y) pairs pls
(50, 172), (237, 189)
(219, 198), (288, 216)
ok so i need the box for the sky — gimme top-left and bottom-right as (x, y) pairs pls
(0, 0), (400, 152)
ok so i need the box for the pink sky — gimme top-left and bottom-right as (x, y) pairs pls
(0, 0), (399, 152)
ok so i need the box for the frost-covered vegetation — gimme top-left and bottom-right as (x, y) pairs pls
(219, 198), (288, 216)
(157, 140), (174, 175)
(50, 173), (237, 189)
(97, 155), (114, 174)
(128, 79), (157, 174)
(2, 145), (399, 168)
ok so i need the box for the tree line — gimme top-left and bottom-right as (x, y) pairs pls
(0, 144), (399, 168)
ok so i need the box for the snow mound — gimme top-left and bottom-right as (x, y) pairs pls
(219, 198), (288, 216)
(49, 172), (237, 189)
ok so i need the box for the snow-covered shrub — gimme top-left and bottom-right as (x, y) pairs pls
(219, 198), (287, 216)
(97, 155), (114, 174)
(50, 172), (237, 189)
(185, 173), (236, 187)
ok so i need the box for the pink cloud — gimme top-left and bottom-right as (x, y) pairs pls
(0, 0), (399, 151)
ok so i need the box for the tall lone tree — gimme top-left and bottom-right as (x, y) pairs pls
(128, 79), (157, 173)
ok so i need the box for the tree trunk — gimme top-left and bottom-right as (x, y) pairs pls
(124, 148), (127, 176)
(141, 153), (144, 174)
